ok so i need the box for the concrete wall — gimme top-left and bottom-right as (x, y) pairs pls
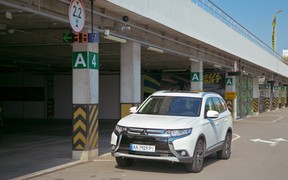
(0, 73), (120, 120)
(107, 0), (288, 77)
(99, 75), (120, 120)
(0, 72), (45, 118)
(54, 75), (72, 119)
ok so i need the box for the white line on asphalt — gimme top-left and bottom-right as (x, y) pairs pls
(272, 116), (284, 122)
(236, 115), (284, 124)
(232, 133), (241, 141)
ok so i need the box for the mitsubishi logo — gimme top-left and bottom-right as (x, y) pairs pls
(141, 129), (148, 135)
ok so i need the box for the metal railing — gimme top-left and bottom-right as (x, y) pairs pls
(191, 0), (282, 59)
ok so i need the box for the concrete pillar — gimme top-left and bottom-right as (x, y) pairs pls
(280, 86), (286, 108)
(120, 41), (141, 118)
(225, 75), (237, 119)
(190, 59), (203, 91)
(72, 35), (99, 160)
(272, 83), (279, 110)
(252, 77), (259, 115)
(264, 83), (271, 112)
(47, 76), (54, 119)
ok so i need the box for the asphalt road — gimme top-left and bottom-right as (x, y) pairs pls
(19, 108), (288, 180)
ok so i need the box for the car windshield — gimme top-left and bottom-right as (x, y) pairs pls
(137, 96), (202, 117)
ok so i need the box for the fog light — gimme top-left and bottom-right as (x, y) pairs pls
(181, 151), (186, 156)
(111, 145), (116, 151)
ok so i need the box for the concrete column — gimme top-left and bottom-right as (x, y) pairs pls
(280, 86), (286, 108)
(252, 77), (259, 115)
(272, 82), (279, 110)
(120, 41), (141, 118)
(264, 83), (271, 111)
(225, 75), (237, 119)
(72, 37), (99, 160)
(190, 59), (203, 91)
(46, 75), (54, 119)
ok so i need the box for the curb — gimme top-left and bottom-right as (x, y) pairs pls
(12, 160), (85, 180)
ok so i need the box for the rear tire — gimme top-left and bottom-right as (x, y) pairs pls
(185, 139), (205, 173)
(115, 157), (134, 167)
(217, 132), (232, 159)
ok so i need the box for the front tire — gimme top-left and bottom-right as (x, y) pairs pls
(185, 139), (205, 173)
(217, 131), (232, 159)
(115, 157), (134, 167)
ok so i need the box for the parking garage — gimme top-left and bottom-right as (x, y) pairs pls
(1, 0), (288, 172)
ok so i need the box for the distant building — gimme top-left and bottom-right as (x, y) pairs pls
(283, 50), (288, 57)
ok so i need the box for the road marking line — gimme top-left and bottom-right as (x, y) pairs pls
(272, 116), (284, 122)
(236, 115), (284, 124)
(232, 133), (240, 141)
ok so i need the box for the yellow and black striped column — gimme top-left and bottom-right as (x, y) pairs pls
(73, 104), (98, 151)
(47, 98), (54, 117)
(264, 98), (270, 111)
(253, 98), (259, 113)
(72, 33), (99, 160)
(47, 78), (54, 118)
(273, 97), (278, 110)
(226, 99), (233, 113)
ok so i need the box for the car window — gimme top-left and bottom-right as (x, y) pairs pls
(204, 97), (214, 116)
(137, 96), (201, 117)
(219, 97), (228, 112)
(212, 97), (222, 113)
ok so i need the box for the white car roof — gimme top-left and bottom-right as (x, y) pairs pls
(151, 90), (220, 98)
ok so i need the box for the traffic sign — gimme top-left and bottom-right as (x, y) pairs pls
(69, 0), (85, 32)
(63, 33), (99, 43)
(226, 92), (237, 99)
(63, 33), (74, 43)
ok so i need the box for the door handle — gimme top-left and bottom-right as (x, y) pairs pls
(215, 122), (219, 126)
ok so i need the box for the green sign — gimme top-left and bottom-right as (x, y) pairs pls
(191, 72), (200, 82)
(274, 86), (278, 90)
(72, 51), (99, 69)
(73, 52), (87, 69)
(88, 52), (99, 70)
(225, 78), (233, 85)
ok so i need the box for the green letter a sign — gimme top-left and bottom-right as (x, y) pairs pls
(191, 72), (200, 82)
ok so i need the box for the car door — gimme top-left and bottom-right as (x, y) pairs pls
(203, 97), (219, 149)
(211, 97), (229, 143)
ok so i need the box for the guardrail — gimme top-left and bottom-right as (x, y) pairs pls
(191, 0), (282, 59)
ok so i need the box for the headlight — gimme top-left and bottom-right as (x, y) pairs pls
(165, 128), (192, 137)
(114, 125), (127, 134)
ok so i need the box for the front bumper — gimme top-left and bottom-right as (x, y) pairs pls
(111, 131), (193, 163)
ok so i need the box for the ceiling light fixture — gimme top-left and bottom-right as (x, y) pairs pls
(213, 64), (222, 69)
(188, 57), (200, 63)
(5, 11), (13, 19)
(103, 35), (127, 43)
(147, 46), (164, 53)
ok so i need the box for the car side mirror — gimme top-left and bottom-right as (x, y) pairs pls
(129, 106), (137, 114)
(206, 110), (219, 118)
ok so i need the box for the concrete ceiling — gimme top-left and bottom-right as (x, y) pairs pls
(0, 0), (245, 74)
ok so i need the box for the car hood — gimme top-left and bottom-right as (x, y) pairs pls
(117, 114), (199, 129)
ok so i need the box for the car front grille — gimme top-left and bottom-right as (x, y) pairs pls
(117, 128), (174, 157)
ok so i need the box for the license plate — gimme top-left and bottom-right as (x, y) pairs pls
(130, 143), (155, 152)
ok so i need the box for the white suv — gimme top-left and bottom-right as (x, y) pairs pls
(110, 91), (233, 172)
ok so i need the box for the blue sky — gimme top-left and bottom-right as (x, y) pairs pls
(210, 0), (288, 55)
